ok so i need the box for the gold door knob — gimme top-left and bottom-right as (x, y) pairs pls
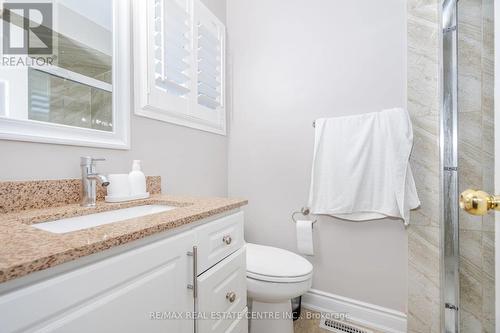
(459, 189), (500, 216)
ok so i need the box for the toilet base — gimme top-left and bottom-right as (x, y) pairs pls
(249, 299), (294, 333)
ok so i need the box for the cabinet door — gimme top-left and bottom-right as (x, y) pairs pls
(197, 248), (247, 333)
(225, 308), (248, 333)
(0, 232), (195, 333)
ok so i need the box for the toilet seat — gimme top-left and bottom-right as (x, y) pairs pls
(247, 270), (313, 283)
(246, 243), (313, 333)
(246, 243), (313, 283)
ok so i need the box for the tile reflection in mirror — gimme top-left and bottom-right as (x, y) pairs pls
(28, 69), (113, 132)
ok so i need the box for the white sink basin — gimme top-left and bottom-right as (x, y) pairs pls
(32, 205), (176, 234)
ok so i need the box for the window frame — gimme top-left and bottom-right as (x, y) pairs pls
(0, 0), (131, 150)
(133, 0), (226, 136)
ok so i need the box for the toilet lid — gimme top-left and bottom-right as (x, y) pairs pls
(246, 243), (313, 283)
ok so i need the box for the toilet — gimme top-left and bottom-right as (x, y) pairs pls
(245, 243), (313, 333)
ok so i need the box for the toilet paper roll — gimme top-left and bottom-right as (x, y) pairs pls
(296, 220), (314, 256)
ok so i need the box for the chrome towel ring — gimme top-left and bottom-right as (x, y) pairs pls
(291, 207), (317, 226)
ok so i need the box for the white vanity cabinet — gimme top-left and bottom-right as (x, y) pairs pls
(0, 211), (247, 333)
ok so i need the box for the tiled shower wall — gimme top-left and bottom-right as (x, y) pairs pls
(457, 0), (495, 331)
(407, 0), (495, 332)
(407, 0), (441, 331)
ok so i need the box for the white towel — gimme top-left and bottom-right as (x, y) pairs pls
(307, 108), (420, 226)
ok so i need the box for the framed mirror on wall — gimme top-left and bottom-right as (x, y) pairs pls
(0, 0), (131, 149)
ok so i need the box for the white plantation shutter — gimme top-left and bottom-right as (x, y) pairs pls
(134, 0), (226, 135)
(153, 0), (191, 97)
(146, 0), (193, 114)
(190, 0), (225, 130)
(196, 23), (222, 109)
(29, 70), (50, 118)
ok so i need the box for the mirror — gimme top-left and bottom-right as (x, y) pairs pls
(0, 0), (130, 149)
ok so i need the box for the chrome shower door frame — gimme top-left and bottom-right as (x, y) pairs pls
(440, 0), (459, 332)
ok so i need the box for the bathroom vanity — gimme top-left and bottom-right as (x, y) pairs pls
(0, 180), (248, 333)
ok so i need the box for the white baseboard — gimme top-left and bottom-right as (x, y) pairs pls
(301, 289), (407, 333)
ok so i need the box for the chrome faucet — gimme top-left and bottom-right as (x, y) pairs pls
(80, 156), (110, 207)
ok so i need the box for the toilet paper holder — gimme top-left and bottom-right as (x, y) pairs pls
(291, 207), (317, 227)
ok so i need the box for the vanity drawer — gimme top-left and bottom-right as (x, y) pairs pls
(197, 248), (247, 333)
(196, 211), (244, 273)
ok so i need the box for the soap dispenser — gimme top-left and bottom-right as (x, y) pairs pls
(128, 160), (147, 195)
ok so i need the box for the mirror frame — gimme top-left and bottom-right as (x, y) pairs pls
(0, 0), (130, 150)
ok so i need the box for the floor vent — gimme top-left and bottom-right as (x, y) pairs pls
(319, 318), (373, 333)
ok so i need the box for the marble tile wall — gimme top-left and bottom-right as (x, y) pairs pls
(28, 69), (113, 132)
(458, 0), (495, 331)
(407, 0), (442, 332)
(407, 0), (495, 332)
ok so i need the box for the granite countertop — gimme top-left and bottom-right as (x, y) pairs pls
(0, 194), (247, 284)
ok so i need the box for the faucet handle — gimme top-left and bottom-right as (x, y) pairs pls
(80, 156), (106, 166)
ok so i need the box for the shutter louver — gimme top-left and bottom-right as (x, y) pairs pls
(29, 70), (50, 117)
(154, 0), (191, 97)
(135, 0), (226, 135)
(196, 23), (222, 110)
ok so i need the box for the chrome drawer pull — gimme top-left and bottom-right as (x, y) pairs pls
(226, 291), (236, 303)
(222, 235), (232, 245)
(187, 246), (198, 333)
(186, 247), (198, 297)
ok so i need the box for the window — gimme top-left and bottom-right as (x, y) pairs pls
(0, 0), (130, 149)
(133, 0), (226, 135)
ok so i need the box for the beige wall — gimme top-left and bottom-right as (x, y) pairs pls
(0, 0), (228, 198)
(226, 0), (408, 312)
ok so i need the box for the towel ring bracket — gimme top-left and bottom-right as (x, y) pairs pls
(291, 207), (317, 226)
